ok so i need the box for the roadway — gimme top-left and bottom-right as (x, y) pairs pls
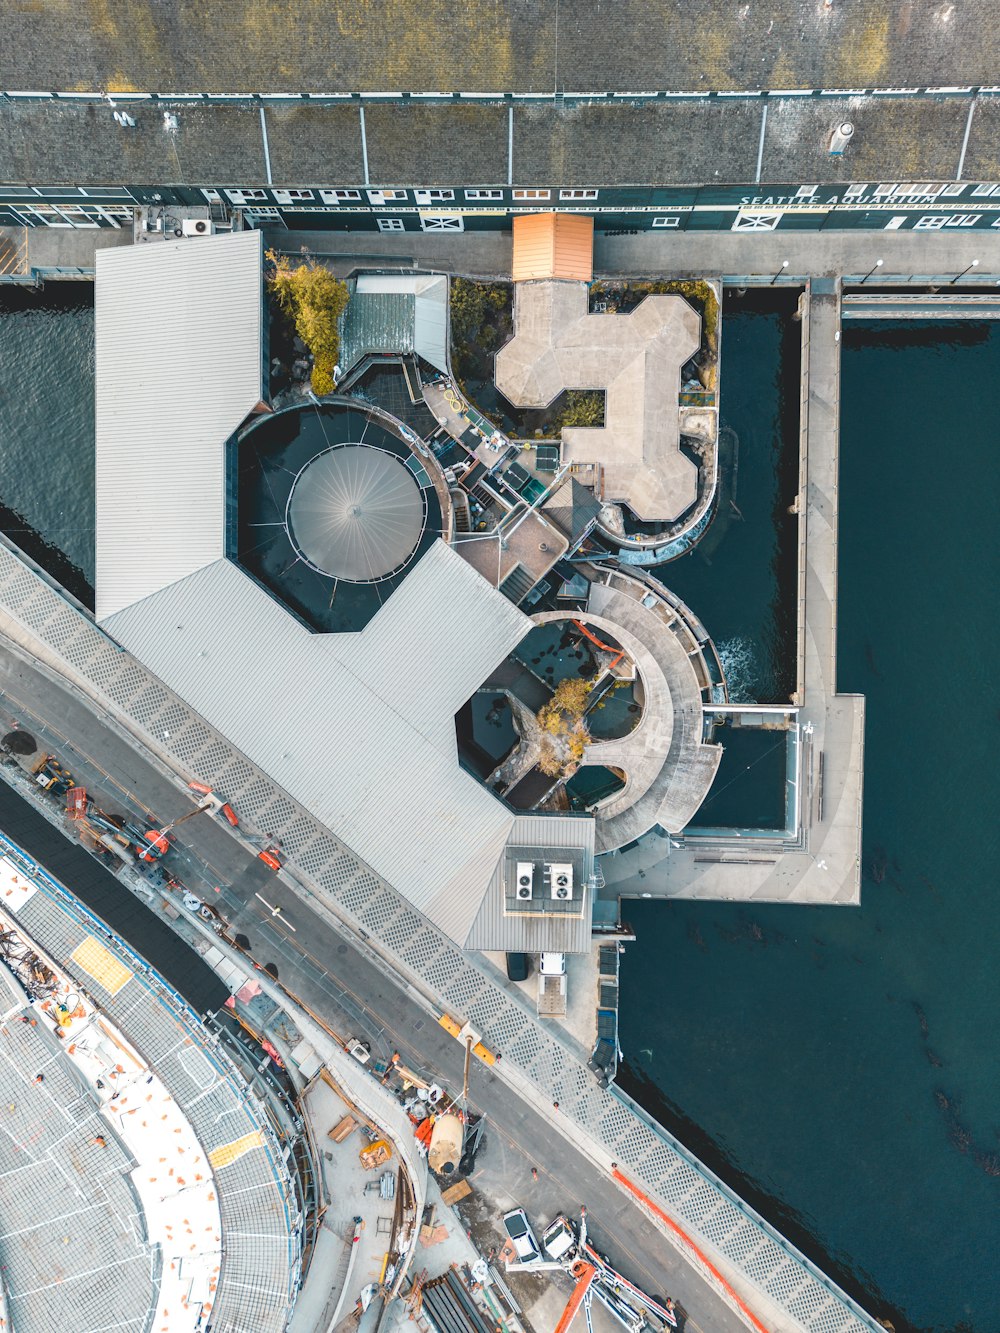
(0, 639), (748, 1333)
(261, 224), (1000, 284)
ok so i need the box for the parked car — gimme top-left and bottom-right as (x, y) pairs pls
(505, 952), (530, 982)
(502, 1207), (542, 1264)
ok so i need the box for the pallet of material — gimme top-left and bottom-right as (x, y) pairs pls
(328, 1114), (358, 1143)
(441, 1178), (473, 1205)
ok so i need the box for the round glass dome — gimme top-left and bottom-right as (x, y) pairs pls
(286, 443), (424, 582)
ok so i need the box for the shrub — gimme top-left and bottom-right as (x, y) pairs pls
(559, 390), (605, 429)
(266, 249), (349, 393)
(536, 678), (592, 777)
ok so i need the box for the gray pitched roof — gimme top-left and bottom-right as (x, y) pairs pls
(95, 230), (264, 622)
(340, 275), (448, 376)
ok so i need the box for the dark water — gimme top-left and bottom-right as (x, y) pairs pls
(619, 321), (1000, 1332)
(655, 288), (801, 705)
(686, 725), (788, 831)
(0, 287), (95, 601)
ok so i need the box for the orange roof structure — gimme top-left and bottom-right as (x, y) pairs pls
(512, 213), (594, 282)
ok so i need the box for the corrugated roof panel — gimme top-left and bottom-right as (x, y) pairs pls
(332, 542), (530, 734)
(340, 274), (448, 375)
(95, 232), (264, 622)
(413, 281), (449, 374)
(104, 551), (524, 943)
(464, 814), (596, 952)
(512, 213), (594, 283)
(95, 244), (593, 946)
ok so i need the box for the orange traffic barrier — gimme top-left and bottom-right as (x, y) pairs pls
(611, 1169), (770, 1333)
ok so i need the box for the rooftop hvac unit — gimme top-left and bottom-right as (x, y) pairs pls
(515, 862), (534, 901)
(181, 218), (216, 237)
(548, 863), (574, 901)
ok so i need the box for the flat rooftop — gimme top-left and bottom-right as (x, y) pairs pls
(1, 2), (997, 93)
(495, 281), (701, 523)
(0, 95), (997, 188)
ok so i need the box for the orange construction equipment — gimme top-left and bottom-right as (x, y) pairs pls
(138, 798), (217, 861)
(258, 849), (282, 871)
(571, 619), (625, 671)
(359, 1138), (392, 1170)
(66, 788), (88, 819)
(554, 1261), (597, 1333)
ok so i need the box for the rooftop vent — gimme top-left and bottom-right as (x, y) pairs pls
(548, 863), (573, 901)
(828, 122), (854, 155)
(515, 862), (534, 901)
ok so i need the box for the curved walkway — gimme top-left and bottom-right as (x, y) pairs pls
(560, 573), (722, 850)
(0, 829), (301, 1333)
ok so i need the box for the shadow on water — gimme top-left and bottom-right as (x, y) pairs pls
(0, 285), (95, 605)
(615, 1060), (900, 1330)
(651, 288), (801, 704)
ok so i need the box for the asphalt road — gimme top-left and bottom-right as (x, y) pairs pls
(0, 641), (747, 1333)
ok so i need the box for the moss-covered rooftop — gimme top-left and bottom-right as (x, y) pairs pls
(1, 0), (998, 95)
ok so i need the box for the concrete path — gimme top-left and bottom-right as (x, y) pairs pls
(605, 287), (865, 905)
(4, 222), (998, 284)
(263, 226), (1000, 282)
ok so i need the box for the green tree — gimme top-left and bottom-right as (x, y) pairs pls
(450, 278), (488, 346)
(266, 250), (349, 395)
(537, 678), (592, 778)
(559, 390), (605, 429)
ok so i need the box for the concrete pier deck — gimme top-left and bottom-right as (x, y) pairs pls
(604, 284), (866, 904)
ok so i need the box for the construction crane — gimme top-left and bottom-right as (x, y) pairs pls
(137, 783), (238, 862)
(554, 1262), (597, 1333)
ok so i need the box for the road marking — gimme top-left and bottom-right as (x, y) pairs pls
(254, 891), (297, 931)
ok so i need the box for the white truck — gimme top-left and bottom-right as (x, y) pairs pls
(537, 952), (567, 1017)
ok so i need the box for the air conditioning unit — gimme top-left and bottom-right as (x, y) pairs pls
(182, 218), (215, 237)
(548, 863), (573, 901)
(515, 862), (534, 901)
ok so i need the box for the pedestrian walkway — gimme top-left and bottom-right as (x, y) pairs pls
(604, 285), (865, 906)
(0, 539), (880, 1333)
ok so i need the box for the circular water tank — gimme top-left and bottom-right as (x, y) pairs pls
(428, 1113), (464, 1176)
(287, 444), (424, 582)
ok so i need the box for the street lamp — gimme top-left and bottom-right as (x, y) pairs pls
(770, 260), (789, 286)
(951, 259), (979, 284)
(861, 258), (883, 284)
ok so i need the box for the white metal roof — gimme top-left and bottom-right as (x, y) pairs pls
(95, 231), (264, 622)
(104, 544), (529, 942)
(353, 273), (449, 374)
